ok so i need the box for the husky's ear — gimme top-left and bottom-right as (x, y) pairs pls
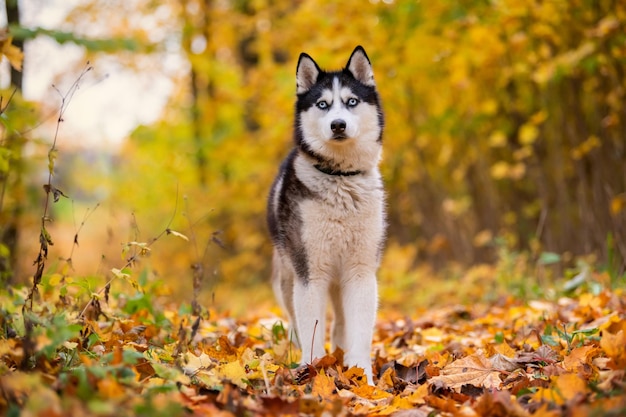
(346, 46), (375, 86)
(296, 53), (320, 94)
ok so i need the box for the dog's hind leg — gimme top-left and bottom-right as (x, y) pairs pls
(271, 249), (299, 347)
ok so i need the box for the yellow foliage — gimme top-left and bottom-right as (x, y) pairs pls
(22, 0), (619, 295)
(518, 123), (539, 146)
(0, 33), (23, 71)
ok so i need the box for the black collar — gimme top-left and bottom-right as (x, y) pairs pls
(314, 164), (363, 176)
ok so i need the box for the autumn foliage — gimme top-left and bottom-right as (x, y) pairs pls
(20, 0), (621, 283)
(1, 266), (625, 416)
(1, 0), (626, 416)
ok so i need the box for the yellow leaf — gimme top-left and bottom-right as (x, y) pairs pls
(610, 194), (626, 216)
(601, 330), (626, 369)
(125, 241), (151, 256)
(492, 342), (517, 358)
(62, 341), (78, 350)
(111, 268), (139, 290)
(554, 373), (588, 403)
(311, 369), (336, 399)
(376, 367), (395, 391)
(144, 377), (166, 387)
(530, 110), (548, 125)
(152, 362), (191, 385)
(344, 366), (368, 386)
(491, 161), (510, 180)
(406, 383), (429, 405)
(519, 123), (539, 146)
(473, 230), (493, 247)
(182, 352), (213, 376)
(238, 349), (279, 380)
(532, 386), (561, 405)
(0, 339), (18, 357)
(421, 327), (446, 344)
(219, 360), (249, 389)
(0, 36), (23, 71)
(374, 396), (413, 415)
(488, 130), (507, 147)
(194, 370), (223, 389)
(571, 135), (601, 160)
(480, 99), (498, 115)
(562, 346), (599, 373)
(48, 273), (63, 286)
(96, 378), (125, 399)
(48, 148), (58, 175)
(352, 383), (393, 401)
(533, 62), (555, 85)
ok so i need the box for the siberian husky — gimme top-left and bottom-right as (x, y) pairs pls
(267, 46), (385, 384)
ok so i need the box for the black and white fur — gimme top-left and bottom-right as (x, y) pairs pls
(267, 46), (385, 384)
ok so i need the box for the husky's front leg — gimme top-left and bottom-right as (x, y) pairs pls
(339, 273), (378, 384)
(293, 277), (328, 365)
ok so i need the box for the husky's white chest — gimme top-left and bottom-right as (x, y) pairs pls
(296, 166), (385, 275)
(303, 174), (383, 218)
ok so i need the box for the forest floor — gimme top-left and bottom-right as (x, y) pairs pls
(1, 262), (625, 417)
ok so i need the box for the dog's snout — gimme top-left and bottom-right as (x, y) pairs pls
(331, 119), (346, 134)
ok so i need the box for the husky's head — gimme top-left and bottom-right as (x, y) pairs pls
(294, 46), (384, 173)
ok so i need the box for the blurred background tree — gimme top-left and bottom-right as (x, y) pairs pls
(0, 0), (24, 283)
(1, 0), (624, 301)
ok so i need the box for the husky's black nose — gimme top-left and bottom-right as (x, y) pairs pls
(331, 119), (346, 135)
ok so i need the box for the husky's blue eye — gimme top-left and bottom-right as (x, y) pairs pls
(316, 101), (329, 109)
(347, 98), (359, 107)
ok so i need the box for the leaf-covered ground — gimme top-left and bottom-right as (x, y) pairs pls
(1, 275), (625, 417)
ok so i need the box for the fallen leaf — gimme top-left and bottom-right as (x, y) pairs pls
(311, 369), (336, 399)
(219, 359), (249, 389)
(259, 395), (300, 415)
(554, 373), (588, 403)
(491, 353), (521, 372)
(424, 393), (459, 414)
(492, 342), (518, 358)
(531, 373), (588, 406)
(600, 329), (626, 369)
(429, 353), (502, 391)
(182, 352), (213, 376)
(515, 345), (559, 366)
(474, 389), (530, 417)
(405, 383), (429, 405)
(96, 378), (125, 399)
(562, 346), (599, 375)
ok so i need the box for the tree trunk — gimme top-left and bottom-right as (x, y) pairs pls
(6, 0), (23, 90)
(0, 0), (23, 284)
